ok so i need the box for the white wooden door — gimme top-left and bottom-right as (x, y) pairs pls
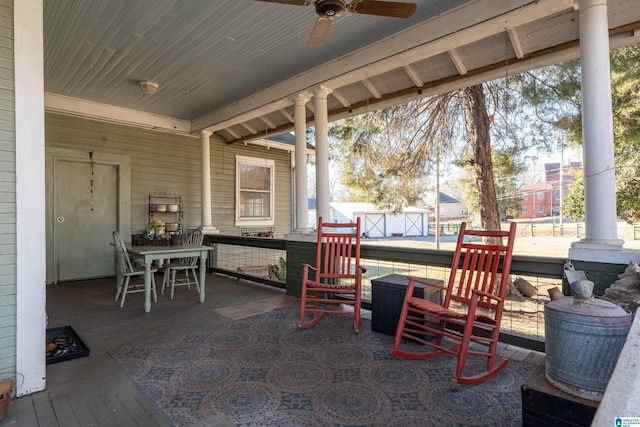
(364, 214), (386, 237)
(53, 159), (118, 282)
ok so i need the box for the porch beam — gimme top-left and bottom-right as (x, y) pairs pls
(259, 115), (276, 129)
(507, 27), (526, 59)
(45, 93), (192, 135)
(240, 122), (257, 135)
(448, 48), (468, 75)
(278, 108), (294, 123)
(331, 89), (351, 108)
(225, 126), (241, 139)
(403, 64), (423, 87)
(362, 79), (382, 99)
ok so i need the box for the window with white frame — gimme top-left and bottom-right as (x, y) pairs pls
(538, 205), (544, 213)
(523, 205), (528, 213)
(537, 191), (544, 200)
(522, 193), (528, 200)
(235, 156), (275, 226)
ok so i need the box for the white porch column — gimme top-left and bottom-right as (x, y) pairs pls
(200, 130), (217, 234)
(293, 93), (311, 232)
(313, 86), (332, 223)
(15, 0), (46, 396)
(569, 0), (624, 260)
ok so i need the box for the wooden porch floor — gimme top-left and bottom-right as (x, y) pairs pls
(4, 274), (544, 426)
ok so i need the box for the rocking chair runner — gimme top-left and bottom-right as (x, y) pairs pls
(391, 221), (517, 385)
(299, 217), (365, 332)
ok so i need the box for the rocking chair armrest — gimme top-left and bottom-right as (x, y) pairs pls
(302, 264), (317, 272)
(358, 266), (367, 274)
(302, 263), (318, 281)
(409, 276), (447, 291)
(471, 288), (502, 303)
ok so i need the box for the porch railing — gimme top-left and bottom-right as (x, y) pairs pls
(204, 234), (627, 352)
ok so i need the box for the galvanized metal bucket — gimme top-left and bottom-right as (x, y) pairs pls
(544, 296), (632, 401)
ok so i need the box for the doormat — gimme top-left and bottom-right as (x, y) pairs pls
(46, 325), (90, 365)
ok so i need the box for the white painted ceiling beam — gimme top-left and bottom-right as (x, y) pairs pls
(278, 108), (294, 123)
(202, 97), (292, 133)
(306, 102), (315, 114)
(403, 64), (423, 87)
(45, 93), (193, 135)
(331, 89), (351, 107)
(226, 127), (241, 139)
(447, 49), (468, 75)
(363, 79), (382, 99)
(508, 27), (526, 59)
(259, 115), (276, 129)
(240, 122), (257, 135)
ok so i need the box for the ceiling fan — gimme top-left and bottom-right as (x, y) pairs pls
(256, 0), (417, 46)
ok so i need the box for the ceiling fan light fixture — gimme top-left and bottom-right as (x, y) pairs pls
(138, 80), (159, 95)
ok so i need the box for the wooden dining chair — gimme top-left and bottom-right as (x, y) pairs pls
(391, 221), (517, 385)
(113, 231), (158, 308)
(299, 217), (365, 332)
(161, 228), (204, 299)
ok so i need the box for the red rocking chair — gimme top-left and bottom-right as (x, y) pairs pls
(299, 217), (365, 332)
(391, 221), (517, 385)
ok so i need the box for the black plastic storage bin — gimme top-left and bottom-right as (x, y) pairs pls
(371, 274), (443, 336)
(521, 363), (598, 427)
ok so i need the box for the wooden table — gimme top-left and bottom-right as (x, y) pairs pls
(126, 243), (213, 312)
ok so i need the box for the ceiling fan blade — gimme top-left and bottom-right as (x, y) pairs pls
(351, 1), (417, 18)
(254, 0), (308, 5)
(308, 17), (333, 46)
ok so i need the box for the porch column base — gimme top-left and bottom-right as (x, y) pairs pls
(284, 231), (317, 242)
(200, 225), (219, 235)
(569, 239), (638, 264)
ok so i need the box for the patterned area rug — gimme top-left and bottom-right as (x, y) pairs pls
(109, 306), (534, 426)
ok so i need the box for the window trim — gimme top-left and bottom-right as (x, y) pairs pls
(235, 155), (275, 226)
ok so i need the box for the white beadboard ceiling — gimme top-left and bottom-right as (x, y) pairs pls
(43, 0), (640, 143)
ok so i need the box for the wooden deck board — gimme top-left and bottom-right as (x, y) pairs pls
(31, 391), (59, 427)
(7, 394), (41, 427)
(48, 394), (80, 427)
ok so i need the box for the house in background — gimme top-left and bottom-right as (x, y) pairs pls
(519, 162), (582, 219)
(425, 192), (468, 221)
(520, 181), (555, 219)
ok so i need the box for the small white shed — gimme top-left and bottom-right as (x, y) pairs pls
(326, 202), (431, 238)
